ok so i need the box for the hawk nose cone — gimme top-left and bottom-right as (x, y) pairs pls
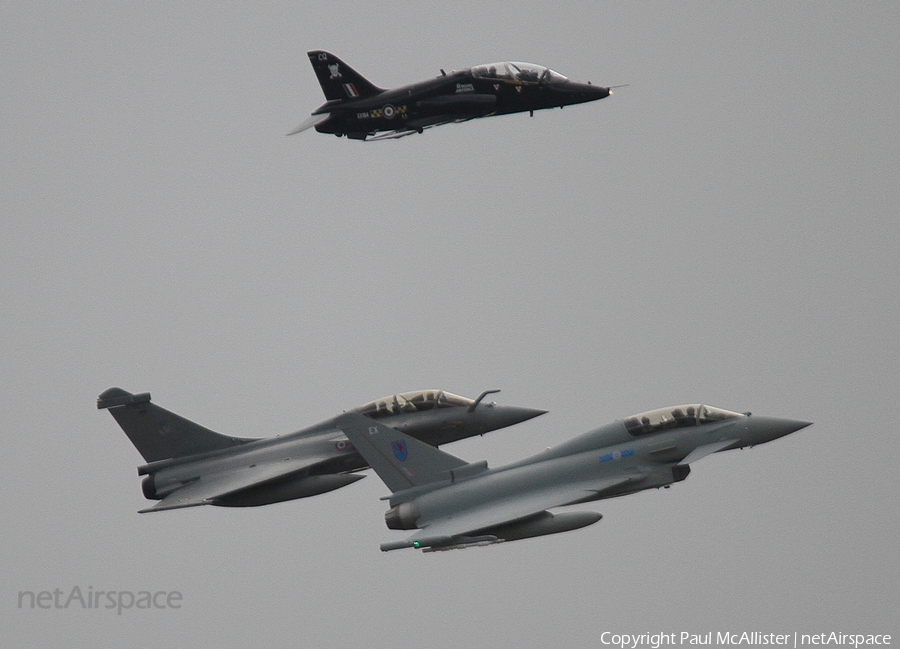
(588, 85), (611, 100)
(548, 81), (610, 105)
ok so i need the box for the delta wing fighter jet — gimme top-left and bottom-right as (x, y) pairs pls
(289, 50), (612, 140)
(97, 387), (544, 513)
(337, 405), (810, 551)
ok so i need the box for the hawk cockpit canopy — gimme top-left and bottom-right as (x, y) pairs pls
(471, 62), (568, 85)
(357, 390), (474, 419)
(623, 405), (744, 436)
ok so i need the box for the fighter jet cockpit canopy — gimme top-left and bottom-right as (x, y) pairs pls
(357, 390), (475, 419)
(623, 405), (744, 436)
(471, 62), (568, 85)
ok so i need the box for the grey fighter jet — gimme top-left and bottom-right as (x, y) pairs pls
(337, 404), (811, 551)
(97, 387), (544, 513)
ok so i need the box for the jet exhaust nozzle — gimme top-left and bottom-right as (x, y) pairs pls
(141, 475), (158, 500)
(385, 501), (421, 530)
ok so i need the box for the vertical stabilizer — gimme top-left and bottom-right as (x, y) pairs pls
(97, 388), (257, 462)
(336, 412), (467, 493)
(307, 50), (384, 101)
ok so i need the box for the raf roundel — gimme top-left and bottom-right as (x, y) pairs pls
(391, 440), (408, 462)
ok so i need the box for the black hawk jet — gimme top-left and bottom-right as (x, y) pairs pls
(290, 50), (612, 140)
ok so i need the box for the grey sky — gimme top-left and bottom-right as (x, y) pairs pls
(3, 3), (898, 646)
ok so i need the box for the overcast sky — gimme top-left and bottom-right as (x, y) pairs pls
(3, 3), (898, 647)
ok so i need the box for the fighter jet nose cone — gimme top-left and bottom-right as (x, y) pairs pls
(508, 406), (548, 423)
(779, 419), (813, 436)
(745, 416), (812, 445)
(484, 405), (548, 430)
